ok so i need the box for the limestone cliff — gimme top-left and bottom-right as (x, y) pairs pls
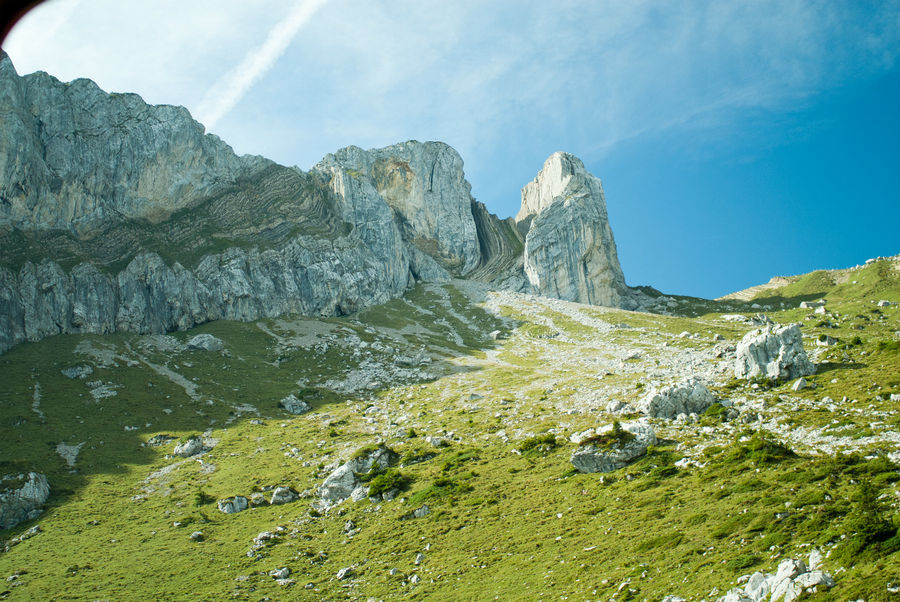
(314, 142), (481, 276)
(0, 52), (265, 233)
(0, 53), (647, 355)
(515, 152), (629, 307)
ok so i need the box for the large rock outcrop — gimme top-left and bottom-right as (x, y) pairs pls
(0, 472), (50, 529)
(735, 323), (815, 381)
(0, 52), (647, 355)
(515, 152), (628, 306)
(570, 422), (656, 473)
(0, 52), (264, 233)
(638, 377), (716, 419)
(314, 142), (481, 277)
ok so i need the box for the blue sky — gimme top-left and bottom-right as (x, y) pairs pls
(5, 0), (899, 298)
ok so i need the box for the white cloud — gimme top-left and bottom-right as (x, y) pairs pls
(194, 0), (330, 130)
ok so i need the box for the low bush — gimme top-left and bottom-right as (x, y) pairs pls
(517, 434), (558, 455)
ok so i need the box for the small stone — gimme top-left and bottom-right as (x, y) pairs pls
(270, 486), (298, 505)
(279, 394), (311, 415)
(793, 570), (835, 589)
(173, 436), (204, 458)
(189, 531), (204, 541)
(415, 552), (424, 565)
(217, 495), (249, 514)
(808, 548), (823, 570)
(791, 377), (807, 392)
(269, 567), (291, 580)
(336, 567), (354, 580)
(409, 574), (421, 584)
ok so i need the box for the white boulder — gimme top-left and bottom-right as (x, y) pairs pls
(734, 324), (815, 381)
(638, 377), (715, 419)
(186, 333), (224, 351)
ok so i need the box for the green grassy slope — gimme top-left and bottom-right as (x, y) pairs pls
(0, 262), (898, 600)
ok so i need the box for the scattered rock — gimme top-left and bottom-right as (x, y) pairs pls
(269, 567), (291, 580)
(799, 300), (826, 309)
(790, 377), (808, 392)
(319, 445), (398, 503)
(186, 334), (224, 352)
(278, 393), (311, 415)
(0, 472), (50, 529)
(570, 422), (656, 473)
(173, 435), (204, 458)
(217, 496), (249, 514)
(336, 567), (354, 580)
(714, 557), (835, 602)
(146, 434), (177, 447)
(734, 324), (815, 381)
(270, 487), (299, 505)
(815, 335), (837, 347)
(56, 442), (85, 467)
(400, 505), (430, 521)
(61, 365), (93, 379)
(189, 531), (204, 541)
(637, 377), (715, 419)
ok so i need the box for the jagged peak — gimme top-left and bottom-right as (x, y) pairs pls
(516, 151), (601, 222)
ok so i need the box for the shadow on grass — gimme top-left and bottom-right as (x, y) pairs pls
(0, 282), (511, 540)
(815, 361), (868, 375)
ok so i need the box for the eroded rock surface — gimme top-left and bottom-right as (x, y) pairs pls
(638, 377), (716, 419)
(516, 152), (628, 307)
(570, 422), (656, 473)
(319, 445), (398, 503)
(0, 472), (50, 529)
(735, 324), (815, 381)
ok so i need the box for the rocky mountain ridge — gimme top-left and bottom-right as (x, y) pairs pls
(0, 53), (649, 355)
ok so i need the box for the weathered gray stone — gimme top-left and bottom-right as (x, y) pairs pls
(61, 365), (93, 379)
(570, 422), (656, 473)
(279, 394), (311, 415)
(319, 445), (398, 503)
(791, 377), (808, 392)
(336, 567), (354, 580)
(793, 570), (834, 589)
(735, 324), (815, 380)
(269, 567), (291, 580)
(270, 487), (298, 505)
(173, 436), (204, 458)
(217, 496), (249, 514)
(516, 152), (627, 306)
(638, 377), (715, 419)
(314, 141), (482, 276)
(0, 472), (50, 529)
(186, 334), (224, 351)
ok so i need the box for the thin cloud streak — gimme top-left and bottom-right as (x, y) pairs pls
(195, 0), (329, 130)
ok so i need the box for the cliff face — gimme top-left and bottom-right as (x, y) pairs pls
(0, 54), (641, 355)
(516, 152), (629, 307)
(0, 52), (265, 233)
(315, 142), (481, 276)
